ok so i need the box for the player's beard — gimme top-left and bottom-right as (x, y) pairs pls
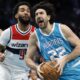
(36, 17), (47, 29)
(19, 16), (30, 26)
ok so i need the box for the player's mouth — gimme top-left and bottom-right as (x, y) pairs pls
(37, 18), (44, 26)
(23, 16), (30, 20)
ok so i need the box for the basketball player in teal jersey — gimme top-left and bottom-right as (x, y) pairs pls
(25, 1), (80, 80)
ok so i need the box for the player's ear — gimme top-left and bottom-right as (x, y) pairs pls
(47, 15), (51, 21)
(15, 13), (18, 19)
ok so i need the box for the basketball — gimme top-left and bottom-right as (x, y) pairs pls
(40, 61), (60, 80)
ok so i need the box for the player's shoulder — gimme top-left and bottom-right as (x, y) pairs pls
(60, 23), (71, 31)
(60, 23), (75, 38)
(2, 27), (10, 35)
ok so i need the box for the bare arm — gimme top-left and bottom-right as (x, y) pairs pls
(56, 24), (80, 74)
(61, 24), (80, 63)
(25, 32), (38, 70)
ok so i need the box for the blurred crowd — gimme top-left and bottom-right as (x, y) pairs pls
(0, 0), (80, 37)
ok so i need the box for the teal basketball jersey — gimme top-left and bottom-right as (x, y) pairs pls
(36, 23), (73, 61)
(35, 23), (80, 80)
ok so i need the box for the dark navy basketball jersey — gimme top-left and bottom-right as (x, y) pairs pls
(35, 23), (80, 80)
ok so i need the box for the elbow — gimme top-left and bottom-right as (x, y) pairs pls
(76, 45), (80, 50)
(75, 45), (80, 56)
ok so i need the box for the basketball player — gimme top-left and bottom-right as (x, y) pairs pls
(0, 2), (35, 80)
(25, 1), (80, 80)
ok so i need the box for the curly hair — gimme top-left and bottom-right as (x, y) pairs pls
(13, 1), (31, 19)
(32, 1), (55, 24)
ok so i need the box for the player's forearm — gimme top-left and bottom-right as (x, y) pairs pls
(65, 45), (80, 63)
(25, 58), (38, 70)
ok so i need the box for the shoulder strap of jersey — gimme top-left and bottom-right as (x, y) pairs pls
(7, 24), (16, 44)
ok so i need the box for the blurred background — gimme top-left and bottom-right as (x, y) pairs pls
(0, 0), (80, 37)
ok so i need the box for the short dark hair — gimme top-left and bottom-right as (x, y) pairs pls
(13, 1), (31, 19)
(32, 1), (55, 24)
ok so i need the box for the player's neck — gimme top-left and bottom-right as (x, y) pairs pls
(18, 22), (30, 32)
(41, 23), (53, 35)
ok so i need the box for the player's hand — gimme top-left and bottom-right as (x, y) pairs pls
(37, 62), (44, 80)
(0, 52), (5, 62)
(54, 55), (67, 75)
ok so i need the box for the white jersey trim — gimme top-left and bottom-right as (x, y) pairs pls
(59, 24), (68, 41)
(39, 23), (55, 36)
(16, 24), (32, 35)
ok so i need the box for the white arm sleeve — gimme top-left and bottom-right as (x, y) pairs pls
(0, 28), (10, 46)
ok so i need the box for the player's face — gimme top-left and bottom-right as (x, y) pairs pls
(35, 9), (50, 29)
(15, 5), (31, 25)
